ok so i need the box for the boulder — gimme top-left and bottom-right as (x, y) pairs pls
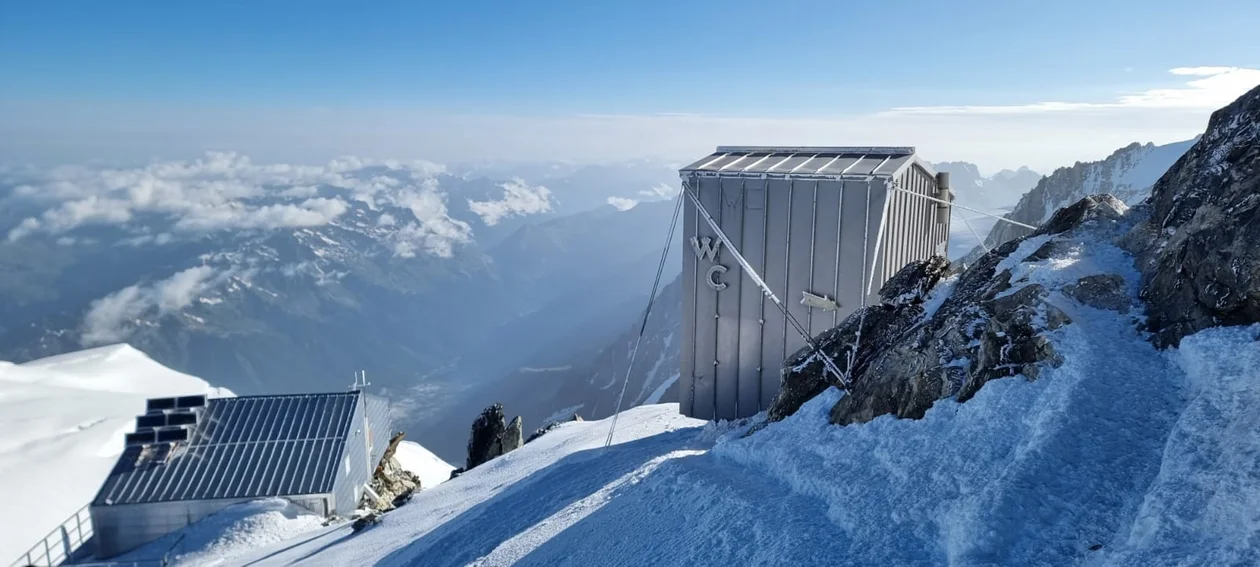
(503, 416), (524, 453)
(1126, 83), (1260, 347)
(1064, 274), (1130, 313)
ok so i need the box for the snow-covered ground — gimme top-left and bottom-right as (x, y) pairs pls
(226, 220), (1260, 566)
(0, 344), (231, 560)
(395, 440), (457, 489)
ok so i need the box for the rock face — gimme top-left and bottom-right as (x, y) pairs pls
(465, 404), (508, 470)
(465, 404), (531, 471)
(1126, 84), (1260, 347)
(503, 416), (524, 453)
(773, 195), (1129, 426)
(963, 139), (1195, 263)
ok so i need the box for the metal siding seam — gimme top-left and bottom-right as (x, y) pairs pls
(783, 179), (792, 361)
(687, 179), (699, 416)
(711, 178), (722, 419)
(807, 180), (818, 331)
(758, 177), (770, 410)
(867, 179), (893, 297)
(735, 178), (745, 414)
(833, 180), (844, 327)
(927, 172), (937, 259)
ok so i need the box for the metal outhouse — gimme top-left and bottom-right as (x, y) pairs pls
(89, 391), (393, 558)
(679, 146), (952, 420)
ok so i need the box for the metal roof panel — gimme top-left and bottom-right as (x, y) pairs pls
(682, 146), (919, 178)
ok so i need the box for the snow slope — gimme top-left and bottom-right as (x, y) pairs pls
(233, 221), (1260, 566)
(0, 344), (231, 561)
(395, 441), (457, 489)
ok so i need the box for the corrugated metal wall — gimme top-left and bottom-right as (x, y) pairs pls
(363, 394), (394, 469)
(879, 164), (949, 283)
(330, 392), (393, 514)
(333, 394), (370, 515)
(680, 175), (892, 421)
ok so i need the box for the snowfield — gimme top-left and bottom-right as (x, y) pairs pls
(228, 222), (1260, 566)
(395, 440), (458, 490)
(0, 344), (231, 560)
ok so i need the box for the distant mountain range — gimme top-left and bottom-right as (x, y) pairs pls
(962, 139), (1197, 262)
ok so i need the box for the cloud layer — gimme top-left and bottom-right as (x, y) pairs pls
(81, 265), (228, 345)
(467, 178), (553, 226)
(2, 152), (493, 258)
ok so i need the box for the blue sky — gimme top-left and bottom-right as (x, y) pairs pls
(2, 0), (1258, 170)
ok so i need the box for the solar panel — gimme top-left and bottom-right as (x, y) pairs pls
(156, 428), (189, 443)
(147, 397), (177, 411)
(166, 411), (198, 426)
(136, 413), (166, 428)
(176, 395), (207, 409)
(94, 392), (364, 506)
(125, 431), (156, 446)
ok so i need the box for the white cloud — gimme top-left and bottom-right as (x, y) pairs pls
(638, 183), (677, 199)
(607, 197), (639, 211)
(4, 152), (419, 240)
(467, 178), (553, 226)
(170, 197), (350, 232)
(885, 67), (1260, 115)
(81, 265), (226, 345)
(387, 180), (473, 258)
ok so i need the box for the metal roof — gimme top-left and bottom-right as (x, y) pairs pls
(680, 146), (932, 179)
(93, 392), (367, 506)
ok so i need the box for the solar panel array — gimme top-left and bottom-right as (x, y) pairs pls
(680, 146), (918, 179)
(94, 393), (360, 506)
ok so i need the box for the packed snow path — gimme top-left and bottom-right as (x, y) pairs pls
(236, 234), (1260, 566)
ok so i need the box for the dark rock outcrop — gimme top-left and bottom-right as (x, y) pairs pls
(1127, 84), (1260, 347)
(503, 416), (524, 453)
(466, 404), (507, 470)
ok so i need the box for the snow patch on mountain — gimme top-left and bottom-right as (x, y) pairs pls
(394, 441), (458, 490)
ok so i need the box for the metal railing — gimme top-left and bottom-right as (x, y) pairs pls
(9, 505), (93, 567)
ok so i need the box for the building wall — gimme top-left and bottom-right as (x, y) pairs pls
(680, 174), (890, 420)
(91, 494), (331, 558)
(329, 393), (394, 514)
(878, 164), (950, 283)
(333, 395), (370, 516)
